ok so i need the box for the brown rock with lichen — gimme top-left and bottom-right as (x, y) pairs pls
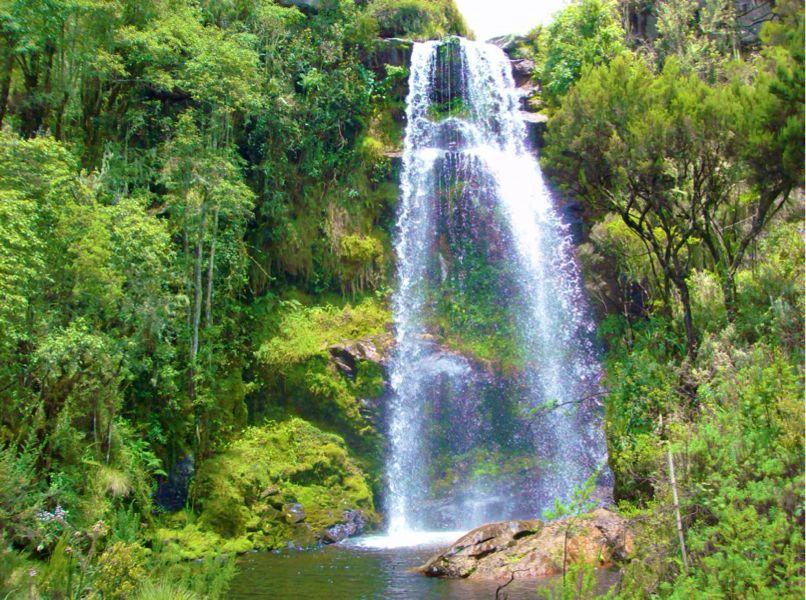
(416, 508), (632, 581)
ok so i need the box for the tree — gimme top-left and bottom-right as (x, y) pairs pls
(653, 0), (741, 81)
(662, 0), (803, 320)
(709, 0), (806, 316)
(536, 0), (627, 106)
(161, 112), (253, 452)
(545, 54), (744, 358)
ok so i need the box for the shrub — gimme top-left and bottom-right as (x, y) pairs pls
(93, 542), (149, 599)
(135, 580), (201, 600)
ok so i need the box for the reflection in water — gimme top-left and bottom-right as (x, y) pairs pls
(228, 543), (619, 600)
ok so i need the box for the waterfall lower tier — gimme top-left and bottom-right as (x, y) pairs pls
(385, 37), (610, 538)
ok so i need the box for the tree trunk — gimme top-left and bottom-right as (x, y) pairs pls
(562, 526), (569, 586)
(105, 404), (115, 464)
(190, 208), (207, 362)
(662, 414), (689, 574)
(183, 225), (190, 317)
(672, 275), (697, 360)
(52, 91), (69, 140)
(0, 49), (14, 129)
(204, 206), (219, 329)
(721, 271), (737, 322)
(189, 205), (207, 408)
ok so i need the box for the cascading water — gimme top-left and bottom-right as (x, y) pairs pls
(379, 38), (610, 544)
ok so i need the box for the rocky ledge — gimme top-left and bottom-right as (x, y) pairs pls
(416, 508), (632, 580)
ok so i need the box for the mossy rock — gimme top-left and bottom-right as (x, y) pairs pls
(153, 522), (253, 561)
(253, 296), (391, 496)
(187, 418), (377, 553)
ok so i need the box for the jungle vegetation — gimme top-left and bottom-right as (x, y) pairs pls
(0, 0), (802, 597)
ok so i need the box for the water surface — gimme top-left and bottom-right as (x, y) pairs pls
(229, 540), (618, 599)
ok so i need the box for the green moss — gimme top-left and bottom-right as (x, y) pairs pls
(169, 418), (377, 557)
(354, 360), (386, 398)
(368, 105), (405, 153)
(256, 296), (390, 367)
(153, 523), (252, 562)
(253, 297), (390, 496)
(427, 96), (470, 122)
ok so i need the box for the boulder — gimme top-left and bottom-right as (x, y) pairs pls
(417, 508), (632, 581)
(283, 502), (307, 524)
(321, 510), (366, 544)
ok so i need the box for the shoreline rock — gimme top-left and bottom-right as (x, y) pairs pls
(416, 508), (632, 580)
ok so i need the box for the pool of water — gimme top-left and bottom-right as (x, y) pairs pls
(228, 536), (619, 599)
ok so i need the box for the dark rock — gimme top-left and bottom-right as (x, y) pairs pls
(358, 396), (383, 424)
(329, 346), (357, 378)
(328, 339), (387, 379)
(277, 0), (319, 11)
(153, 455), (194, 512)
(260, 484), (280, 498)
(520, 111), (548, 149)
(385, 150), (403, 174)
(487, 34), (528, 56)
(283, 503), (306, 524)
(510, 58), (535, 88)
(417, 509), (633, 580)
(364, 38), (414, 75)
(321, 510), (366, 544)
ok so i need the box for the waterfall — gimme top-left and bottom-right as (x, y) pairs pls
(384, 38), (609, 540)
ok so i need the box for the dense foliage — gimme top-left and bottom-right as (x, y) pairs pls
(0, 0), (461, 596)
(367, 0), (468, 39)
(531, 0), (627, 106)
(540, 0), (804, 596)
(0, 0), (801, 597)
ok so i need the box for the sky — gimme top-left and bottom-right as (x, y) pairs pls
(454, 0), (569, 41)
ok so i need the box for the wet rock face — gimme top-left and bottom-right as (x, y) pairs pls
(520, 111), (548, 149)
(417, 509), (632, 580)
(277, 0), (319, 11)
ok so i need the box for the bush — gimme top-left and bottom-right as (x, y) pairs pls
(93, 542), (149, 599)
(135, 581), (201, 600)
